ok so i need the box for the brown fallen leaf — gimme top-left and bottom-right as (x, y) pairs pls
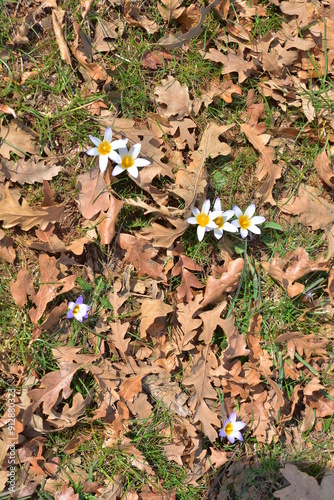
(178, 4), (201, 32)
(55, 484), (79, 500)
(92, 16), (124, 52)
(241, 123), (281, 205)
(325, 267), (334, 304)
(314, 149), (334, 189)
(157, 0), (221, 49)
(0, 120), (38, 159)
(10, 269), (36, 307)
(171, 248), (204, 302)
(0, 157), (62, 184)
(154, 75), (192, 119)
(70, 22), (108, 81)
(204, 48), (254, 84)
(0, 103), (16, 118)
(76, 166), (110, 219)
(141, 49), (174, 69)
(262, 247), (329, 298)
(280, 184), (334, 230)
(201, 258), (244, 307)
(0, 229), (15, 263)
(81, 0), (94, 19)
(173, 295), (203, 351)
(276, 332), (328, 360)
(193, 77), (242, 114)
(140, 299), (173, 338)
(97, 194), (123, 245)
(140, 217), (189, 248)
(52, 7), (72, 66)
(273, 464), (334, 499)
(0, 185), (64, 231)
(169, 117), (196, 150)
(241, 391), (276, 443)
(158, 0), (185, 23)
(124, 0), (158, 34)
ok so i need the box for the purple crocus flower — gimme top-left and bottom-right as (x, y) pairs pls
(67, 296), (90, 322)
(219, 411), (246, 444)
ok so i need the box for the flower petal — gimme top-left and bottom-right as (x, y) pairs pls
(108, 150), (122, 164)
(130, 143), (141, 159)
(231, 430), (243, 442)
(86, 147), (98, 156)
(118, 147), (129, 158)
(187, 217), (197, 224)
(219, 428), (226, 437)
(227, 435), (235, 444)
(250, 216), (266, 225)
(233, 205), (242, 217)
(229, 411), (237, 423)
(214, 229), (223, 239)
(223, 221), (238, 233)
(127, 165), (139, 178)
(76, 296), (84, 305)
(99, 154), (109, 173)
(192, 207), (199, 216)
(68, 302), (75, 309)
(248, 225), (261, 235)
(206, 220), (218, 229)
(240, 228), (248, 239)
(74, 313), (83, 322)
(111, 139), (128, 150)
(244, 203), (256, 218)
(89, 135), (101, 147)
(222, 210), (235, 221)
(209, 210), (223, 220)
(197, 225), (206, 241)
(202, 199), (211, 215)
(134, 158), (151, 167)
(104, 127), (112, 143)
(112, 165), (125, 177)
(67, 310), (74, 319)
(231, 219), (240, 228)
(233, 421), (246, 430)
(213, 197), (221, 212)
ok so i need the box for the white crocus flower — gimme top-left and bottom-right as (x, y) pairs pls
(219, 411), (246, 444)
(111, 143), (151, 179)
(187, 199), (222, 242)
(67, 296), (90, 323)
(231, 203), (266, 239)
(87, 127), (128, 174)
(212, 198), (239, 240)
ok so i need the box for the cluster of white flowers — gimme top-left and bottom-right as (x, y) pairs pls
(87, 127), (151, 178)
(187, 198), (266, 242)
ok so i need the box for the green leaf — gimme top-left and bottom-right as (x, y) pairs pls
(234, 241), (246, 254)
(262, 221), (284, 231)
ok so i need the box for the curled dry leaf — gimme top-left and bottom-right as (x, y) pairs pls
(171, 250), (204, 303)
(0, 228), (15, 264)
(141, 49), (174, 69)
(140, 217), (188, 248)
(52, 7), (72, 66)
(71, 22), (108, 81)
(140, 299), (173, 338)
(158, 0), (185, 23)
(0, 103), (16, 118)
(124, 0), (158, 34)
(241, 391), (276, 443)
(276, 332), (328, 360)
(314, 149), (334, 189)
(273, 464), (334, 499)
(280, 184), (334, 230)
(201, 258), (244, 307)
(76, 166), (110, 220)
(0, 157), (62, 184)
(262, 247), (329, 298)
(154, 75), (192, 119)
(97, 194), (124, 245)
(0, 185), (64, 231)
(0, 120), (38, 159)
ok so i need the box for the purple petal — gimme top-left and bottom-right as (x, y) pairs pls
(67, 310), (74, 319)
(76, 296), (84, 305)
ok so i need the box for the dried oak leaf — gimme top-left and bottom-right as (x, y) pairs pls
(10, 269), (36, 307)
(315, 150), (334, 189)
(97, 194), (124, 245)
(273, 464), (334, 500)
(92, 16), (124, 52)
(0, 157), (62, 184)
(0, 120), (38, 159)
(183, 345), (220, 442)
(279, 184), (334, 230)
(262, 247), (329, 298)
(171, 251), (204, 303)
(71, 22), (108, 81)
(140, 299), (173, 338)
(276, 332), (328, 360)
(0, 185), (64, 231)
(158, 0), (185, 22)
(178, 4), (201, 32)
(204, 48), (254, 83)
(219, 314), (250, 363)
(55, 484), (79, 500)
(325, 267), (334, 303)
(193, 77), (242, 114)
(52, 6), (72, 66)
(241, 123), (281, 205)
(170, 117), (196, 150)
(0, 228), (15, 263)
(119, 233), (167, 282)
(154, 75), (192, 119)
(307, 388), (334, 418)
(76, 166), (110, 219)
(140, 217), (188, 248)
(173, 295), (203, 351)
(141, 49), (174, 69)
(241, 391), (276, 443)
(201, 258), (244, 307)
(124, 0), (158, 34)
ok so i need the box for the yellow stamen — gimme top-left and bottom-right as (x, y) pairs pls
(214, 215), (225, 229)
(73, 305), (80, 314)
(239, 214), (251, 230)
(121, 155), (134, 169)
(97, 141), (112, 155)
(225, 422), (233, 435)
(196, 213), (210, 227)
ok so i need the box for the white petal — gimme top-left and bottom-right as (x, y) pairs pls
(111, 139), (128, 150)
(223, 221), (238, 233)
(130, 143), (141, 159)
(244, 203), (256, 218)
(87, 147), (98, 156)
(197, 225), (206, 241)
(231, 219), (241, 228)
(250, 216), (266, 225)
(214, 229), (223, 239)
(78, 304), (89, 315)
(99, 155), (109, 173)
(209, 210), (223, 220)
(248, 225), (261, 235)
(108, 150), (122, 163)
(202, 199), (211, 214)
(187, 217), (197, 224)
(68, 302), (75, 309)
(89, 135), (101, 147)
(213, 197), (221, 211)
(192, 207), (200, 216)
(127, 165), (139, 178)
(231, 430), (243, 441)
(233, 421), (246, 431)
(240, 228), (248, 239)
(104, 127), (112, 143)
(206, 220), (218, 229)
(118, 147), (129, 157)
(233, 205), (242, 217)
(112, 165), (125, 176)
(73, 312), (83, 322)
(229, 411), (237, 423)
(134, 158), (151, 167)
(222, 210), (235, 221)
